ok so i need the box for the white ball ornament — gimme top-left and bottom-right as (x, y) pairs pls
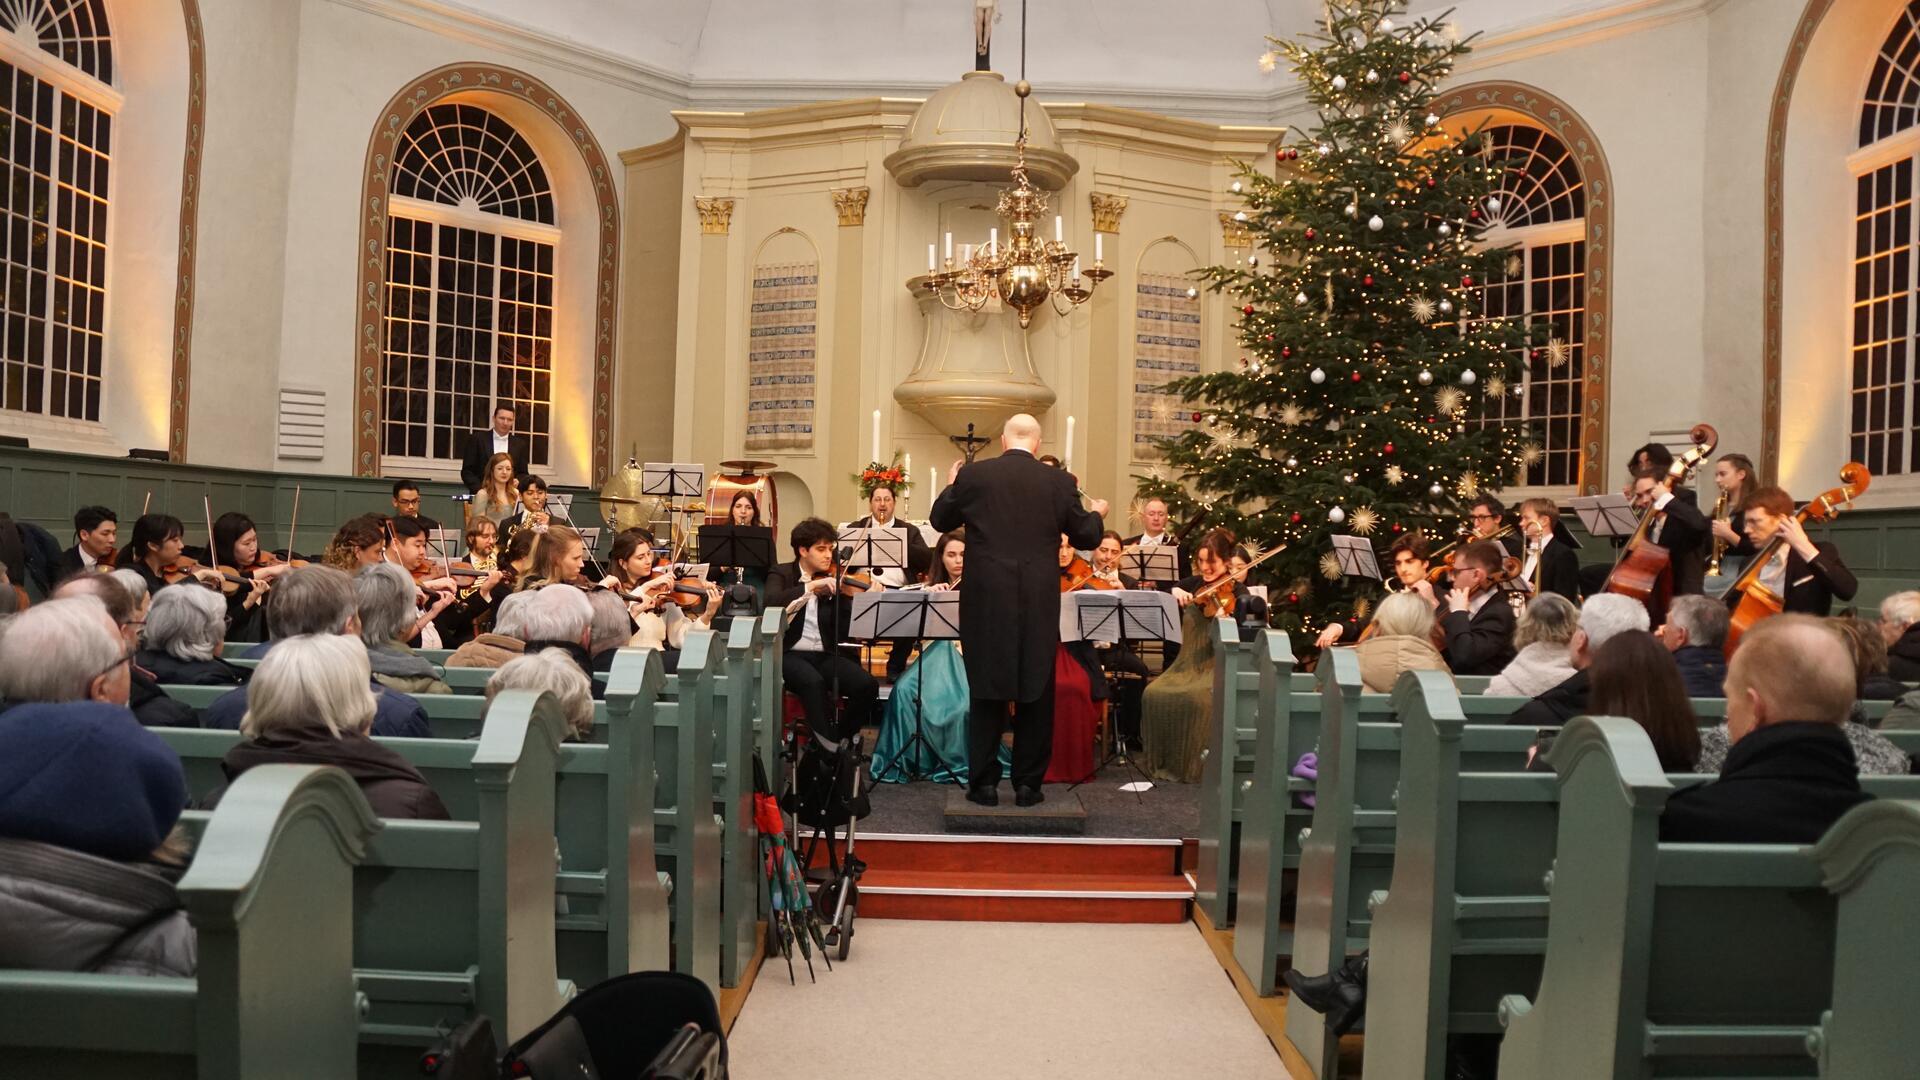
(1317, 143), (1333, 156)
(1379, 18), (1394, 30)
(1460, 369), (1477, 385)
(1345, 203), (1359, 219)
(1438, 299), (1454, 314)
(1429, 483), (1445, 497)
(1285, 457), (1299, 469)
(1438, 223), (1453, 238)
(1368, 215), (1385, 232)
(1425, 113), (1440, 126)
(1295, 290), (1311, 306)
(1417, 369), (1433, 385)
(1309, 367), (1327, 384)
(1330, 75), (1348, 91)
(1365, 69), (1380, 84)
(1329, 506), (1347, 524)
(1485, 196), (1502, 214)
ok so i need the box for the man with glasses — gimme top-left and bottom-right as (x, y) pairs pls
(1439, 540), (1518, 676)
(49, 574), (196, 727)
(391, 479), (442, 533)
(0, 596), (134, 712)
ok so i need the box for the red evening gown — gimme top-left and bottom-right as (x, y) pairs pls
(1044, 643), (1098, 783)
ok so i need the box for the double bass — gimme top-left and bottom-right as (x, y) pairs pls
(1722, 462), (1872, 657)
(1603, 423), (1717, 625)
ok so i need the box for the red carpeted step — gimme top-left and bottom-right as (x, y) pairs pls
(824, 835), (1183, 877)
(857, 869), (1193, 924)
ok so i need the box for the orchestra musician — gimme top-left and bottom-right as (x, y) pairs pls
(390, 479), (441, 533)
(1439, 540), (1518, 676)
(1710, 452), (1761, 572)
(1515, 497), (1580, 602)
(1314, 532), (1440, 649)
(469, 453), (521, 527)
(765, 517), (879, 753)
(322, 515), (388, 572)
(209, 511), (283, 641)
(501, 475), (552, 542)
(1088, 530), (1149, 753)
(460, 403), (532, 493)
(1124, 496), (1191, 664)
(1627, 463), (1712, 598)
(1466, 494), (1521, 557)
(54, 505), (118, 579)
(121, 514), (224, 596)
(846, 481), (923, 679)
(1727, 487), (1858, 617)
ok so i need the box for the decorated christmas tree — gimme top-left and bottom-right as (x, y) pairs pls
(1138, 0), (1539, 640)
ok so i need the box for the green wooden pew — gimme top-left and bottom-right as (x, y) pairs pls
(652, 632), (723, 991)
(1804, 799), (1920, 1074)
(1195, 616), (1258, 928)
(0, 765), (381, 1079)
(707, 617), (762, 988)
(1496, 717), (1920, 1079)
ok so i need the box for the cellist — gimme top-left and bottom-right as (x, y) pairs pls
(1627, 464), (1713, 598)
(1727, 487), (1858, 618)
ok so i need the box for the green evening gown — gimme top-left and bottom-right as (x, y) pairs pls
(1140, 604), (1215, 784)
(872, 641), (977, 784)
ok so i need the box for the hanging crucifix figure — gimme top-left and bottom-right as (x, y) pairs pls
(975, 0), (998, 70)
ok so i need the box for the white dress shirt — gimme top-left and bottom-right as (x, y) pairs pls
(492, 431), (511, 456)
(794, 579), (827, 652)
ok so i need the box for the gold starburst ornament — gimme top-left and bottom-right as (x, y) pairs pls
(1485, 375), (1507, 398)
(1279, 403), (1307, 427)
(1457, 471), (1481, 499)
(1353, 596), (1372, 621)
(1434, 386), (1466, 416)
(1350, 507), (1380, 535)
(1520, 442), (1545, 467)
(1384, 119), (1412, 146)
(1546, 337), (1571, 368)
(1319, 552), (1344, 581)
(1409, 296), (1437, 323)
(1383, 464), (1405, 486)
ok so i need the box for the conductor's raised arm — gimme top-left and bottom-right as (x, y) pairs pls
(930, 462), (968, 534)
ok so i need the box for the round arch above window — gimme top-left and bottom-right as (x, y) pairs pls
(1434, 84), (1614, 496)
(1861, 2), (1920, 148)
(391, 103), (554, 225)
(3, 0), (114, 84)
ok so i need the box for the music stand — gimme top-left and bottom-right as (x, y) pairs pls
(1568, 494), (1638, 542)
(838, 528), (906, 573)
(1330, 535), (1383, 581)
(641, 462), (705, 499)
(1063, 590), (1182, 795)
(854, 590), (965, 785)
(700, 525), (774, 570)
(1122, 546), (1178, 586)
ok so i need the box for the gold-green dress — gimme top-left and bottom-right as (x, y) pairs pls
(1140, 604), (1215, 783)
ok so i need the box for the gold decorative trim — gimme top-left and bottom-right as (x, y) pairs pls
(831, 187), (870, 227)
(696, 196), (737, 235)
(1762, 0), (1838, 482)
(168, 0), (206, 463)
(1090, 192), (1130, 233)
(353, 64), (622, 482)
(1436, 80), (1615, 496)
(1218, 211), (1253, 250)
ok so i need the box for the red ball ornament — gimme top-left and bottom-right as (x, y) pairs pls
(1191, 412), (1203, 423)
(1384, 442), (1395, 454)
(1425, 177), (1437, 188)
(1461, 275), (1475, 287)
(1362, 274), (1375, 287)
(1470, 208), (1482, 221)
(1390, 523), (1403, 533)
(1398, 71), (1411, 83)
(1263, 334), (1275, 343)
(1350, 371), (1363, 382)
(1530, 348), (1543, 361)
(1242, 304), (1255, 316)
(1281, 345), (1293, 358)
(1276, 147), (1286, 162)
(1304, 227), (1316, 240)
(1289, 512), (1302, 524)
(1287, 593), (1300, 605)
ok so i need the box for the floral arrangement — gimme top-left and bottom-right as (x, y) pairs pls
(853, 453), (911, 500)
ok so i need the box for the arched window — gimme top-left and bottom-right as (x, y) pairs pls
(1851, 1), (1920, 477)
(1467, 124), (1588, 488)
(381, 102), (556, 468)
(0, 0), (113, 422)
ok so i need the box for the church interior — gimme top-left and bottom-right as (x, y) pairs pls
(5, 0), (1920, 1076)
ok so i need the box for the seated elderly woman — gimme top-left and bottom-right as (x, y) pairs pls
(134, 584), (247, 687)
(515, 584), (598, 686)
(0, 700), (197, 975)
(484, 647), (597, 741)
(445, 588), (532, 669)
(1352, 590), (1450, 694)
(1486, 593), (1580, 698)
(356, 562), (452, 695)
(211, 634), (449, 819)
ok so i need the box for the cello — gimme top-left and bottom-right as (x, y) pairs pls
(1722, 462), (1872, 657)
(1603, 423), (1717, 625)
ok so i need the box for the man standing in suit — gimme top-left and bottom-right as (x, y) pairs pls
(931, 414), (1107, 807)
(764, 517), (878, 750)
(54, 505), (118, 580)
(1515, 497), (1580, 602)
(1726, 486), (1858, 617)
(460, 404), (531, 493)
(846, 481), (933, 680)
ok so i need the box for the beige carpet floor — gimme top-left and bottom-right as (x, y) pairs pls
(727, 919), (1287, 1079)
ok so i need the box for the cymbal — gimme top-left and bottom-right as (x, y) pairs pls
(596, 495), (646, 505)
(718, 459), (778, 474)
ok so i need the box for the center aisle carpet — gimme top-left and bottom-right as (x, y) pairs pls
(727, 920), (1285, 1078)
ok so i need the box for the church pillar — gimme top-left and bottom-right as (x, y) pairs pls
(1085, 192), (1130, 507)
(690, 196), (735, 468)
(831, 187), (869, 519)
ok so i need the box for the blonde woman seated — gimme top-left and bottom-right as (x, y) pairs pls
(485, 648), (597, 741)
(1484, 593), (1579, 698)
(212, 634), (449, 820)
(1352, 590), (1451, 694)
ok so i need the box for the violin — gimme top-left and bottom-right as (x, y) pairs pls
(1189, 543), (1287, 618)
(1722, 462), (1871, 656)
(1426, 523), (1517, 584)
(159, 556), (249, 594)
(1603, 423), (1718, 624)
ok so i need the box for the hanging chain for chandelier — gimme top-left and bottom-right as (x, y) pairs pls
(921, 0), (1110, 328)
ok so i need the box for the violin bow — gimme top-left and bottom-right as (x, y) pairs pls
(202, 495), (217, 566)
(286, 484), (301, 563)
(141, 490), (151, 516)
(1193, 542), (1288, 602)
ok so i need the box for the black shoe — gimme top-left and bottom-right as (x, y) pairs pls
(1282, 955), (1367, 1036)
(1015, 785), (1044, 807)
(966, 786), (999, 807)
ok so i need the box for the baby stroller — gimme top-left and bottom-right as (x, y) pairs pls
(776, 704), (870, 961)
(419, 969), (726, 1079)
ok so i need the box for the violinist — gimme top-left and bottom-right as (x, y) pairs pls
(1515, 498), (1580, 602)
(1090, 530), (1150, 753)
(54, 505), (117, 579)
(765, 516), (878, 749)
(1627, 463), (1712, 598)
(322, 515), (388, 572)
(1141, 528), (1239, 783)
(501, 475), (552, 542)
(1091, 530), (1137, 589)
(602, 528), (722, 661)
(122, 513), (224, 596)
(1439, 540), (1518, 676)
(1726, 487), (1858, 618)
(211, 511), (285, 641)
(381, 517), (458, 648)
(1315, 533), (1438, 649)
(516, 523), (588, 593)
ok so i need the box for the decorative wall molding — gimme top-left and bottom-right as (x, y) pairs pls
(1090, 192), (1130, 233)
(1436, 80), (1616, 496)
(353, 63), (622, 482)
(1217, 211), (1253, 250)
(169, 0), (207, 463)
(695, 196), (736, 235)
(830, 187), (869, 227)
(1762, 0), (1837, 482)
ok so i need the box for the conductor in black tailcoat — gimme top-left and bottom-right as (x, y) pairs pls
(930, 415), (1107, 808)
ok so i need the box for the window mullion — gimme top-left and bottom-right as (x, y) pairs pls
(35, 89), (56, 416)
(489, 233), (504, 439)
(427, 222), (446, 459)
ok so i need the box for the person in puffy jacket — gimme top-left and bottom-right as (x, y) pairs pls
(1351, 590), (1451, 694)
(0, 701), (197, 976)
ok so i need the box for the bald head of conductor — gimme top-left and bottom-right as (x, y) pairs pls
(950, 414), (1108, 517)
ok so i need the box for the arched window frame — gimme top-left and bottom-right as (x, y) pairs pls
(0, 0), (120, 426)
(378, 102), (560, 474)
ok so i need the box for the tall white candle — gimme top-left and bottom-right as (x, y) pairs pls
(944, 232), (953, 261)
(1095, 233), (1104, 263)
(1065, 415), (1076, 472)
(1054, 215), (1063, 243)
(903, 451), (911, 482)
(930, 467), (938, 499)
(990, 227), (998, 251)
(927, 243), (936, 272)
(871, 409), (881, 462)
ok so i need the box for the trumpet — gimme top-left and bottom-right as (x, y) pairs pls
(1706, 491), (1728, 577)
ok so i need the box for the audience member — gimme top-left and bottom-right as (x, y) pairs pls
(0, 700), (196, 975)
(49, 575), (195, 728)
(485, 648), (597, 740)
(1352, 590), (1449, 693)
(1880, 590), (1920, 681)
(1829, 614), (1906, 702)
(447, 622), (527, 668)
(202, 565), (429, 738)
(585, 587), (637, 673)
(517, 584), (598, 687)
(1657, 594), (1729, 697)
(1438, 540), (1518, 676)
(356, 563), (452, 694)
(1585, 631), (1699, 771)
(0, 597), (131, 712)
(208, 635), (448, 820)
(1507, 593), (1648, 726)
(1485, 593), (1578, 697)
(135, 585), (247, 687)
(1663, 616), (1874, 842)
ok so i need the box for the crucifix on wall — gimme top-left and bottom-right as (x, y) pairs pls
(975, 0), (998, 70)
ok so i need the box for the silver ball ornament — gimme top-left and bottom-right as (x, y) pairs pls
(1365, 69), (1380, 84)
(1429, 483), (1445, 497)
(1345, 203), (1359, 218)
(1285, 457), (1299, 469)
(1460, 369), (1477, 385)
(1425, 113), (1439, 126)
(1438, 299), (1454, 314)
(1295, 291), (1311, 306)
(1417, 369), (1433, 385)
(1309, 367), (1326, 384)
(1329, 506), (1347, 524)
(1438, 223), (1453, 238)
(1330, 75), (1347, 91)
(1368, 215), (1385, 232)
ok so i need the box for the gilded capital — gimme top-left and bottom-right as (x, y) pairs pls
(1219, 211), (1253, 250)
(1089, 192), (1129, 234)
(831, 187), (871, 227)
(694, 196), (736, 235)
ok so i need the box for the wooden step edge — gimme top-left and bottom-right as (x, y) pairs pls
(861, 883), (1197, 900)
(853, 832), (1187, 847)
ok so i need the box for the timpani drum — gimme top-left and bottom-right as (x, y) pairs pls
(707, 460), (779, 532)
